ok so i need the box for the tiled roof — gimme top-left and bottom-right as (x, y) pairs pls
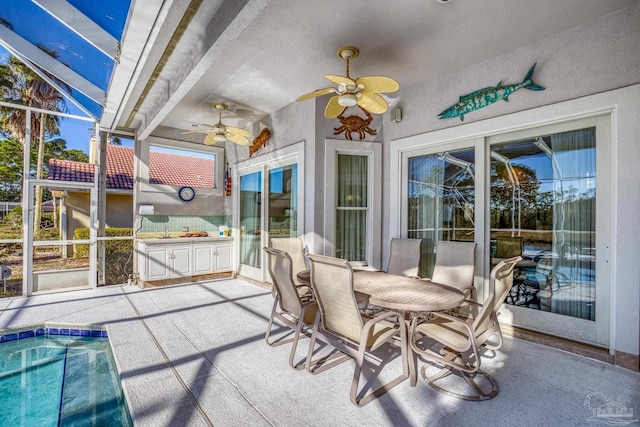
(48, 145), (215, 190)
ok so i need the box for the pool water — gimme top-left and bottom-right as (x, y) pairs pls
(0, 331), (132, 426)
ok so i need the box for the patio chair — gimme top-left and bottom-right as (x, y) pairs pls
(305, 254), (409, 406)
(271, 236), (307, 281)
(269, 236), (308, 298)
(263, 247), (318, 369)
(409, 256), (521, 400)
(386, 238), (422, 278)
(429, 240), (477, 301)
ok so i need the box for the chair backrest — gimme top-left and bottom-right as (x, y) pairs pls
(306, 254), (363, 342)
(387, 238), (422, 277)
(263, 247), (303, 317)
(495, 237), (523, 258)
(473, 256), (521, 338)
(431, 240), (476, 290)
(271, 237), (307, 277)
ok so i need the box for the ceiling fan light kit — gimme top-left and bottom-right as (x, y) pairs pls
(296, 45), (399, 119)
(338, 93), (358, 107)
(181, 102), (252, 146)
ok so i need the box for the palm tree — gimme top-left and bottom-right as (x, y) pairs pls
(0, 43), (70, 238)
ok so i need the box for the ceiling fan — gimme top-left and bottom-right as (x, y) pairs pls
(296, 46), (399, 118)
(182, 103), (252, 145)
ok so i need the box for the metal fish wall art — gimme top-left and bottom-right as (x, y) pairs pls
(438, 63), (544, 121)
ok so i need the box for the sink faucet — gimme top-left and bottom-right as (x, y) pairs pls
(163, 224), (169, 238)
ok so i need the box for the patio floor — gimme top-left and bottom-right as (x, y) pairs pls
(1, 279), (638, 427)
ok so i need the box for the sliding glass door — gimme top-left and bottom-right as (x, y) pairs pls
(407, 148), (475, 277)
(239, 171), (262, 274)
(487, 116), (610, 346)
(268, 164), (298, 239)
(400, 115), (610, 346)
(236, 144), (303, 281)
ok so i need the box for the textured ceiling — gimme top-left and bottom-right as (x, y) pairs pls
(111, 0), (638, 138)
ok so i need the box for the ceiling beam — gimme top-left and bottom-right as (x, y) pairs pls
(136, 0), (272, 140)
(31, 0), (119, 61)
(99, 0), (173, 132)
(0, 25), (106, 106)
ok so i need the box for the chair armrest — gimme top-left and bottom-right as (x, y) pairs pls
(367, 310), (404, 325)
(410, 310), (474, 339)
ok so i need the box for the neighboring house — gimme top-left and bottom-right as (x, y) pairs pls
(48, 144), (214, 238)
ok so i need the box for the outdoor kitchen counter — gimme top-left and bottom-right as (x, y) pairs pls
(136, 237), (234, 285)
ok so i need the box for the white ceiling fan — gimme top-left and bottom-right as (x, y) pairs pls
(182, 103), (252, 145)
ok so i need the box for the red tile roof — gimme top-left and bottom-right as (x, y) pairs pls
(48, 145), (215, 190)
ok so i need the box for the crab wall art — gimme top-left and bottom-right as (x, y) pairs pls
(333, 106), (377, 140)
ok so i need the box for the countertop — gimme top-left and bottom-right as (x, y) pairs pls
(137, 236), (233, 244)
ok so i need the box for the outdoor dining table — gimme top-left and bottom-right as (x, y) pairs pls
(296, 268), (466, 386)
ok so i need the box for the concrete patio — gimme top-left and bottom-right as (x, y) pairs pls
(1, 279), (638, 427)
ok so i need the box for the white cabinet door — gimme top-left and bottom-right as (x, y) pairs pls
(193, 245), (215, 274)
(171, 247), (192, 277)
(214, 244), (232, 272)
(146, 247), (170, 280)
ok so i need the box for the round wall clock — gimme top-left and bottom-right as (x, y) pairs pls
(178, 186), (195, 202)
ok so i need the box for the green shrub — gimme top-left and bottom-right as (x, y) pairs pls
(73, 228), (133, 258)
(2, 206), (22, 226)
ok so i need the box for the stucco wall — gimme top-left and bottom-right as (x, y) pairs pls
(134, 131), (228, 217)
(65, 192), (133, 234)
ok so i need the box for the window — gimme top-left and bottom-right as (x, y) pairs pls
(148, 145), (216, 189)
(325, 140), (381, 267)
(336, 154), (368, 261)
(139, 137), (225, 196)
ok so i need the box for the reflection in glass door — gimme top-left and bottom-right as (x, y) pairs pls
(490, 127), (597, 321)
(239, 171), (262, 269)
(268, 164), (298, 240)
(407, 148), (475, 277)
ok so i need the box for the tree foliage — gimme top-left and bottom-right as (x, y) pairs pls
(0, 135), (87, 201)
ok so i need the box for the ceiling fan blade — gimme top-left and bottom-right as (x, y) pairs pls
(227, 126), (252, 138)
(181, 129), (211, 135)
(226, 133), (250, 146)
(357, 92), (389, 114)
(324, 74), (356, 86)
(356, 76), (400, 93)
(324, 95), (346, 118)
(296, 87), (335, 102)
(204, 133), (217, 145)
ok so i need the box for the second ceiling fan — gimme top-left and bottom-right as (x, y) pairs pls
(296, 46), (399, 118)
(183, 103), (252, 145)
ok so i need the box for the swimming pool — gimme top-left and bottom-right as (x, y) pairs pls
(0, 326), (132, 426)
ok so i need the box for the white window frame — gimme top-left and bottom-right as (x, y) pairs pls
(324, 139), (382, 269)
(139, 136), (225, 196)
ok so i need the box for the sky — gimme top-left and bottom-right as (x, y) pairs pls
(0, 0), (132, 154)
(1, 44), (121, 153)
